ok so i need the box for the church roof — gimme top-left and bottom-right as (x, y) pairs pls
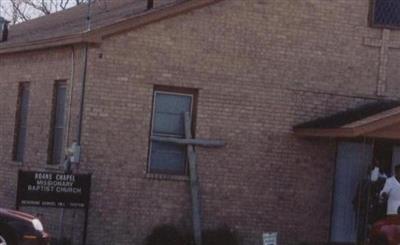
(0, 0), (221, 54)
(2, 0), (146, 48)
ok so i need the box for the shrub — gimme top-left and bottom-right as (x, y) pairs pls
(145, 224), (185, 245)
(145, 224), (239, 245)
(203, 226), (239, 245)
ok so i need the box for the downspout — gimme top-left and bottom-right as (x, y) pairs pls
(65, 46), (75, 146)
(57, 44), (76, 244)
(77, 0), (92, 147)
(77, 43), (89, 147)
(77, 2), (92, 245)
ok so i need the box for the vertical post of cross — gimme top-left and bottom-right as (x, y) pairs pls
(184, 112), (202, 245)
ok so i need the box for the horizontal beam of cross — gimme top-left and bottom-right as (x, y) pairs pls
(151, 136), (225, 147)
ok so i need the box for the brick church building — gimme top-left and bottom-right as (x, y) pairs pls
(2, 0), (400, 244)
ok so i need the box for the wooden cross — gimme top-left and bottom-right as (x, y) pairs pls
(151, 112), (225, 245)
(364, 29), (400, 96)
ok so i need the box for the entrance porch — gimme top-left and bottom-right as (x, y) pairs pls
(294, 101), (400, 244)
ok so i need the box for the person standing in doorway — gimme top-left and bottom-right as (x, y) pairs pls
(380, 165), (400, 215)
(369, 159), (388, 223)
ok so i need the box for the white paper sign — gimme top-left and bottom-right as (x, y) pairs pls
(263, 232), (278, 245)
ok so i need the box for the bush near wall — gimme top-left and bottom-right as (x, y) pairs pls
(298, 243), (355, 245)
(202, 226), (239, 245)
(145, 224), (185, 245)
(144, 224), (239, 245)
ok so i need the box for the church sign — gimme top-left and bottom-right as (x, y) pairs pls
(16, 170), (91, 209)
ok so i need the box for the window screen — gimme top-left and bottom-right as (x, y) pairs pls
(48, 81), (67, 165)
(371, 0), (400, 28)
(149, 91), (193, 175)
(13, 82), (30, 162)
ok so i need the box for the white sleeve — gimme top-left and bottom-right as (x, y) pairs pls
(380, 178), (392, 196)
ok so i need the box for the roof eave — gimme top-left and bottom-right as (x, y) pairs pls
(293, 128), (356, 138)
(294, 110), (400, 139)
(0, 33), (99, 55)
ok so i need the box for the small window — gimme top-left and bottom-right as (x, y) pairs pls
(48, 81), (67, 165)
(148, 88), (195, 175)
(13, 82), (30, 162)
(371, 0), (400, 28)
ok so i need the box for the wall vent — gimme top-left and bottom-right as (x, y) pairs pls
(147, 0), (183, 10)
(147, 0), (154, 10)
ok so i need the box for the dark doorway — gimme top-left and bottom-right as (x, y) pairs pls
(373, 140), (393, 176)
(331, 139), (400, 244)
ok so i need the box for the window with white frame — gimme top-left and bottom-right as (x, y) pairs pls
(148, 88), (195, 175)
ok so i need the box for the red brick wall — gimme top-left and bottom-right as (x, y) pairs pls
(0, 0), (397, 244)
